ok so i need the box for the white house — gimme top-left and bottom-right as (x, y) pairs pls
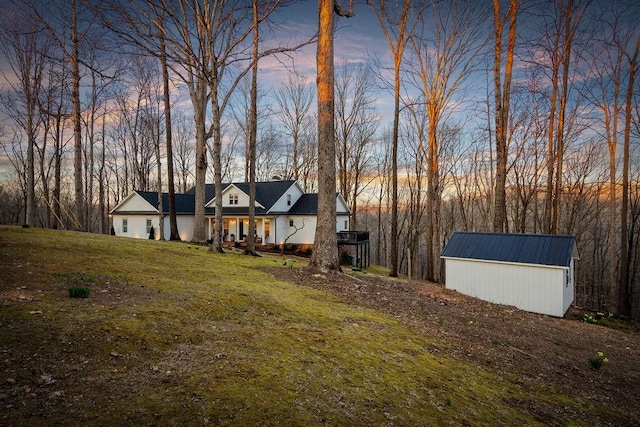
(109, 180), (351, 247)
(441, 231), (579, 317)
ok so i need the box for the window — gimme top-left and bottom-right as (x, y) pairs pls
(286, 194), (291, 206)
(223, 219), (229, 240)
(264, 219), (270, 237)
(229, 193), (238, 205)
(122, 218), (128, 233)
(289, 219), (294, 227)
(146, 219), (152, 234)
(344, 220), (348, 230)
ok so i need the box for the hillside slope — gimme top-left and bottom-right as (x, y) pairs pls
(0, 226), (638, 426)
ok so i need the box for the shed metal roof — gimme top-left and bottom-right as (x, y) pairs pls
(441, 231), (578, 267)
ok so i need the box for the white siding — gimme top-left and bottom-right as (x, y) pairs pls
(270, 183), (303, 212)
(162, 216), (195, 242)
(272, 214), (351, 246)
(274, 216), (316, 245)
(563, 259), (575, 314)
(112, 215), (159, 240)
(337, 214), (349, 232)
(444, 258), (571, 317)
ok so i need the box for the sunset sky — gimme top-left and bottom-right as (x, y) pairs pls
(0, 0), (394, 181)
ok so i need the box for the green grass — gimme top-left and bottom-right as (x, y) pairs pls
(0, 226), (617, 425)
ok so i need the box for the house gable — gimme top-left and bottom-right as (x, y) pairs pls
(336, 193), (350, 214)
(110, 191), (158, 215)
(267, 181), (303, 213)
(214, 184), (259, 209)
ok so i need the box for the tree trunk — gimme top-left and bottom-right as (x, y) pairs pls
(99, 111), (106, 233)
(159, 26), (180, 241)
(71, 0), (84, 230)
(309, 0), (340, 273)
(244, 0), (259, 257)
(492, 0), (518, 233)
(211, 91), (224, 253)
(189, 61), (209, 243)
(619, 36), (639, 317)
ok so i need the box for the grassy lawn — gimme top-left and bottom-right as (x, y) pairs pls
(0, 226), (614, 425)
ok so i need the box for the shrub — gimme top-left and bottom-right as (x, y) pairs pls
(69, 286), (91, 298)
(589, 351), (609, 370)
(148, 225), (155, 240)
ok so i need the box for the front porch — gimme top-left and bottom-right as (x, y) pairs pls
(206, 216), (272, 245)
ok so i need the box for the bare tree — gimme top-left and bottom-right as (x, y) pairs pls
(618, 4), (640, 317)
(172, 115), (195, 193)
(523, 0), (588, 234)
(274, 73), (315, 182)
(407, 0), (487, 282)
(370, 0), (421, 277)
(492, 0), (520, 233)
(334, 60), (379, 231)
(581, 2), (632, 314)
(0, 9), (49, 227)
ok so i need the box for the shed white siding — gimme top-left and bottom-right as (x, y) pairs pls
(444, 258), (572, 317)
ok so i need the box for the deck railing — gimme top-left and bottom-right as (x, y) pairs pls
(337, 231), (369, 243)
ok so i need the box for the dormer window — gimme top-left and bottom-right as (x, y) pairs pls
(229, 194), (238, 205)
(287, 194), (291, 206)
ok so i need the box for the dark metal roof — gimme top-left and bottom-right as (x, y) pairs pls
(235, 180), (296, 210)
(186, 180), (296, 210)
(135, 192), (196, 214)
(441, 231), (578, 267)
(286, 194), (318, 215)
(184, 183), (231, 203)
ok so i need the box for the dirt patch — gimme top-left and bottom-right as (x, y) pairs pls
(266, 266), (640, 426)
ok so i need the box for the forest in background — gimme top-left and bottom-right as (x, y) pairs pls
(0, 0), (639, 319)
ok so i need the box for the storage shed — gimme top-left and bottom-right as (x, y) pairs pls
(441, 232), (579, 317)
